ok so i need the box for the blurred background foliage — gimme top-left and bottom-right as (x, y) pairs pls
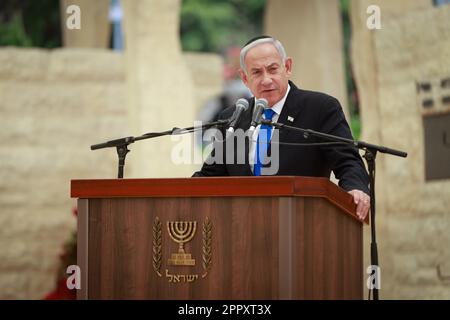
(0, 0), (61, 48)
(340, 0), (361, 137)
(180, 0), (266, 52)
(0, 0), (360, 137)
(0, 0), (266, 52)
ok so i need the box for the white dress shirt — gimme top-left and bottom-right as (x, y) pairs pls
(249, 85), (291, 168)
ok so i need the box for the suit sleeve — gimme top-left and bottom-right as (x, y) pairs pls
(192, 111), (229, 177)
(319, 97), (370, 194)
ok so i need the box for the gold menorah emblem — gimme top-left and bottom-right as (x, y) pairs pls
(167, 221), (197, 266)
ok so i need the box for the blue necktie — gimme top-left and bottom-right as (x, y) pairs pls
(254, 108), (276, 176)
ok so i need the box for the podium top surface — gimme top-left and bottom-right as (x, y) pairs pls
(71, 176), (367, 223)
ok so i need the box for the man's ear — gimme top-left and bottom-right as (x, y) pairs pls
(238, 68), (248, 87)
(284, 57), (293, 77)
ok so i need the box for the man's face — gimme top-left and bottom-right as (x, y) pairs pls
(239, 43), (292, 107)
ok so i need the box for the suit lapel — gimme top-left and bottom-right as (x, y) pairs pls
(277, 82), (302, 141)
(239, 98), (253, 130)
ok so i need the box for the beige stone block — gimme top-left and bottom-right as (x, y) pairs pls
(184, 52), (224, 113)
(0, 272), (30, 299)
(366, 205), (449, 298)
(372, 5), (450, 213)
(60, 0), (111, 48)
(265, 0), (350, 120)
(374, 10), (450, 87)
(393, 212), (448, 242)
(400, 266), (441, 287)
(350, 0), (431, 143)
(184, 53), (223, 88)
(0, 48), (49, 81)
(376, 212), (450, 298)
(387, 284), (450, 300)
(351, 0), (430, 23)
(0, 210), (75, 299)
(0, 241), (32, 270)
(420, 182), (450, 216)
(122, 0), (197, 178)
(0, 46), (126, 298)
(48, 48), (124, 82)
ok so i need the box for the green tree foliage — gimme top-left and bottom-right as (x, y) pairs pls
(0, 0), (264, 52)
(0, 0), (61, 48)
(340, 0), (361, 138)
(180, 0), (266, 53)
(340, 0), (355, 110)
(0, 12), (32, 46)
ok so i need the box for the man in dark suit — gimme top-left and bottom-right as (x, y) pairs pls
(193, 36), (370, 220)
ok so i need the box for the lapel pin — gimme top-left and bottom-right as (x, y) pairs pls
(287, 116), (294, 122)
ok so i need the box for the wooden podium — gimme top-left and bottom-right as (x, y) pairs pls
(71, 176), (366, 300)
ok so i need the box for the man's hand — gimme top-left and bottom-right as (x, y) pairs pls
(348, 189), (370, 220)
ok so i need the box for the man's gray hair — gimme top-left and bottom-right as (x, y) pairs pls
(239, 37), (287, 74)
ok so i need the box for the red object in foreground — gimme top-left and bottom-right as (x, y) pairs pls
(43, 278), (76, 300)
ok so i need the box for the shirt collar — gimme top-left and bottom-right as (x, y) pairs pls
(254, 84), (291, 117)
(270, 84), (290, 116)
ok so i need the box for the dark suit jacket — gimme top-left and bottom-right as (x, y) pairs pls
(193, 81), (370, 194)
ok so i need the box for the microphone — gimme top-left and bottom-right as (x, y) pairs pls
(226, 98), (249, 135)
(248, 98), (267, 138)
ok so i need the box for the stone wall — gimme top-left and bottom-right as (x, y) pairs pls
(121, 0), (199, 178)
(60, 0), (111, 48)
(351, 1), (450, 299)
(0, 48), (126, 299)
(265, 0), (350, 120)
(8, 0), (449, 300)
(0, 46), (222, 299)
(184, 52), (224, 114)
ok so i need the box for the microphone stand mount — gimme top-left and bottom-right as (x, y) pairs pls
(90, 119), (229, 179)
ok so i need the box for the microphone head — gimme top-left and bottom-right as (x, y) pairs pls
(248, 98), (266, 138)
(235, 98), (250, 111)
(255, 98), (268, 109)
(252, 99), (265, 122)
(227, 98), (250, 133)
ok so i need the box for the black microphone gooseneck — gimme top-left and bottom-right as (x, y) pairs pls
(248, 98), (267, 138)
(90, 119), (230, 178)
